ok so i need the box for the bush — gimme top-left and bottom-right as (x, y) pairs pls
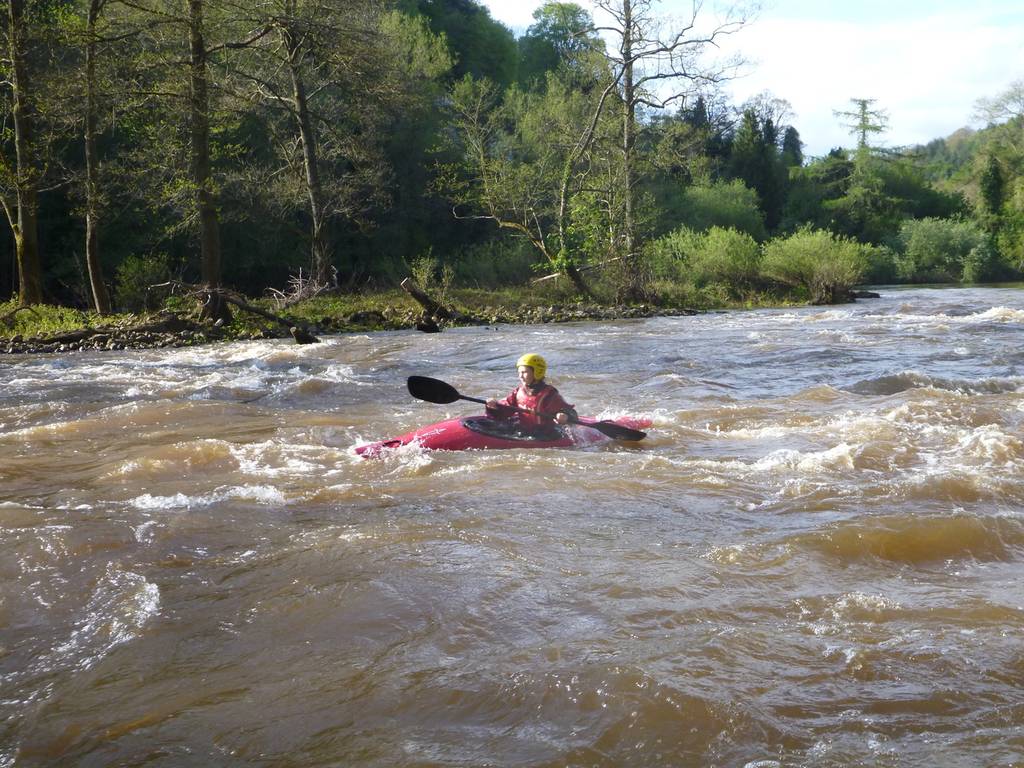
(647, 226), (761, 297)
(453, 238), (540, 288)
(646, 226), (701, 282)
(894, 217), (990, 283)
(690, 227), (762, 291)
(861, 243), (899, 285)
(406, 249), (455, 304)
(761, 227), (867, 304)
(671, 180), (768, 241)
(114, 253), (172, 312)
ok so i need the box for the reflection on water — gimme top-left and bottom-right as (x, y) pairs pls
(2, 286), (1024, 767)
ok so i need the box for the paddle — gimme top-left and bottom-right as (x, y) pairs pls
(406, 376), (647, 442)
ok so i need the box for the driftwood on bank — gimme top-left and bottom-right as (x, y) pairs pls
(152, 282), (320, 344)
(401, 278), (452, 320)
(532, 256), (624, 284)
(1, 305), (39, 329)
(214, 291), (320, 344)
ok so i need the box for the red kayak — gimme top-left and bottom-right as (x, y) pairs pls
(356, 414), (651, 458)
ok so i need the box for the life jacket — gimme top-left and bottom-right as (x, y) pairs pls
(500, 382), (574, 430)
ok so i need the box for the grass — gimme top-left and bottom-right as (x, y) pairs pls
(0, 301), (117, 338)
(1, 277), (817, 345)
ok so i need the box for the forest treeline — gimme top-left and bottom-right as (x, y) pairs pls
(2, 0), (1023, 313)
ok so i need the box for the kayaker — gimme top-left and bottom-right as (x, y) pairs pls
(485, 353), (577, 435)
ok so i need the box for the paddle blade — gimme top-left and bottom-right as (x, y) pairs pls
(407, 376), (461, 404)
(590, 420), (646, 441)
(572, 416), (646, 441)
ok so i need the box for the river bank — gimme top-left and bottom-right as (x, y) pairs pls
(1, 299), (705, 355)
(1, 280), (887, 356)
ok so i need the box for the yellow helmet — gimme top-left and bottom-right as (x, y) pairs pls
(516, 353), (547, 380)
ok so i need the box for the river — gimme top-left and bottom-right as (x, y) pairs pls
(2, 286), (1023, 767)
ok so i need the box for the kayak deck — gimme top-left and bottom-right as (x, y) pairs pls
(355, 414), (649, 457)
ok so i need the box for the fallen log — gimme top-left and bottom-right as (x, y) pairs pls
(400, 278), (452, 320)
(216, 292), (320, 344)
(150, 281), (320, 344)
(0, 305), (39, 329)
(532, 256), (623, 284)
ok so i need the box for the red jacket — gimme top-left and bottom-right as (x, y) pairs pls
(488, 382), (575, 430)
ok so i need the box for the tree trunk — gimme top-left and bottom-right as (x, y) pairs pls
(7, 0), (43, 305)
(282, 18), (332, 286)
(619, 0), (642, 301)
(85, 0), (112, 314)
(187, 0), (222, 287)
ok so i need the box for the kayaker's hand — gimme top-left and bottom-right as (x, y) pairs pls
(554, 412), (569, 425)
(486, 399), (513, 419)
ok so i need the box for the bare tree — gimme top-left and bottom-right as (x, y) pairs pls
(974, 79), (1024, 125)
(223, 1), (449, 287)
(591, 0), (750, 299)
(82, 0), (113, 313)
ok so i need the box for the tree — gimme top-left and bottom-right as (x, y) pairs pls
(834, 97), (889, 153)
(80, 0), (115, 313)
(402, 0), (517, 87)
(728, 108), (784, 230)
(1, 0), (47, 304)
(590, 0), (750, 299)
(979, 154), (1005, 218)
(517, 1), (601, 89)
(228, 2), (450, 287)
(827, 97), (900, 242)
(441, 72), (613, 295)
(780, 126), (803, 167)
(974, 79), (1024, 126)
(185, 0), (226, 289)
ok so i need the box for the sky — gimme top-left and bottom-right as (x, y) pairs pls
(478, 0), (1024, 157)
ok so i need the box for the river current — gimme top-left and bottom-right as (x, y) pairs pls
(2, 286), (1023, 767)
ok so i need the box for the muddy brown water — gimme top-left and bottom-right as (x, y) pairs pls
(2, 286), (1024, 767)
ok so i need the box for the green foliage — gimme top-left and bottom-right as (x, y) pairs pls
(762, 227), (867, 304)
(647, 226), (761, 298)
(893, 217), (992, 283)
(0, 301), (100, 339)
(517, 2), (602, 89)
(404, 0), (518, 87)
(671, 180), (767, 241)
(454, 238), (541, 287)
(979, 154), (1005, 216)
(860, 243), (900, 285)
(727, 109), (786, 229)
(407, 249), (455, 303)
(114, 254), (172, 312)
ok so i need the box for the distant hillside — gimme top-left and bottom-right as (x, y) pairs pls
(912, 126), (982, 183)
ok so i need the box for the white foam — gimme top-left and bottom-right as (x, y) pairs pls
(130, 484), (286, 510)
(53, 567), (160, 672)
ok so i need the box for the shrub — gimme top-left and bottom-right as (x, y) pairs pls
(406, 249), (455, 304)
(689, 227), (762, 292)
(114, 253), (172, 312)
(894, 216), (990, 283)
(761, 227), (867, 304)
(861, 243), (899, 285)
(672, 180), (768, 241)
(646, 226), (702, 282)
(453, 238), (540, 288)
(646, 226), (761, 297)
